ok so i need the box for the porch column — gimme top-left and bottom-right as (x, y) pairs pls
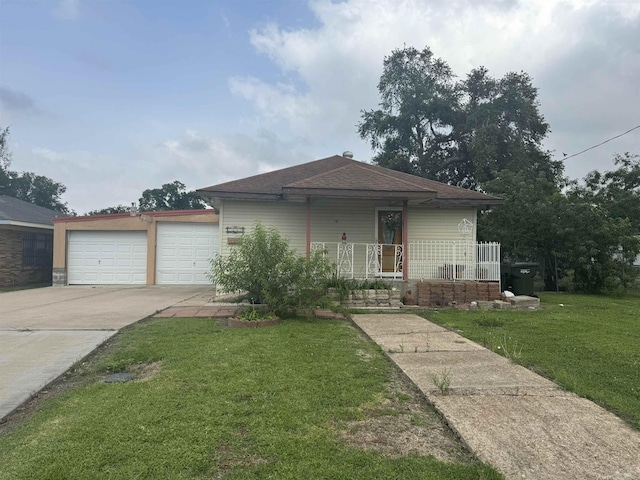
(306, 197), (311, 258)
(403, 200), (408, 281)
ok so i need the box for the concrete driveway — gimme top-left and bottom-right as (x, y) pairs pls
(0, 286), (213, 420)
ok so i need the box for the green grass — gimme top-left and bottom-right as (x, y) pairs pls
(0, 283), (50, 293)
(0, 318), (500, 479)
(424, 292), (640, 429)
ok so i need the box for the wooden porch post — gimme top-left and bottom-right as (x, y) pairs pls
(306, 197), (311, 258)
(403, 200), (408, 281)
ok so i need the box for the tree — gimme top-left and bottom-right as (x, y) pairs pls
(358, 46), (562, 189)
(85, 205), (132, 216)
(0, 126), (72, 214)
(85, 180), (207, 215)
(138, 181), (206, 211)
(480, 155), (640, 293)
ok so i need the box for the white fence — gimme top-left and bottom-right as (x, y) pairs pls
(407, 241), (500, 281)
(310, 241), (500, 281)
(310, 242), (403, 279)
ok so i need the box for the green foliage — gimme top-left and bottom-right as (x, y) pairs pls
(480, 156), (640, 293)
(237, 306), (277, 321)
(359, 46), (561, 189)
(0, 126), (72, 214)
(209, 223), (333, 315)
(138, 180), (205, 211)
(85, 205), (132, 215)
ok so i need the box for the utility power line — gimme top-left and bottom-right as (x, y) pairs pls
(561, 125), (640, 161)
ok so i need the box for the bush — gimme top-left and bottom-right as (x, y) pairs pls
(208, 223), (333, 316)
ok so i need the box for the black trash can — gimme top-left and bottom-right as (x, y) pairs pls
(501, 262), (538, 296)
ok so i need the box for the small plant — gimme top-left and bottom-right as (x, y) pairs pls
(497, 334), (523, 361)
(237, 307), (276, 322)
(430, 368), (452, 395)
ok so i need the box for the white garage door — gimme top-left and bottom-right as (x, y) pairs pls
(68, 231), (147, 285)
(156, 223), (218, 285)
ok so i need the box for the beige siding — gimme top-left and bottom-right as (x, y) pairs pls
(310, 199), (379, 244)
(220, 200), (307, 256)
(407, 207), (477, 242)
(219, 200), (479, 279)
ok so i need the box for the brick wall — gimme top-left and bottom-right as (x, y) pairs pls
(0, 230), (52, 287)
(417, 280), (500, 307)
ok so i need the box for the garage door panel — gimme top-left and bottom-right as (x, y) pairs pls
(156, 223), (218, 285)
(68, 231), (147, 285)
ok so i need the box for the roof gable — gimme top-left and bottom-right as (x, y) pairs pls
(0, 195), (60, 227)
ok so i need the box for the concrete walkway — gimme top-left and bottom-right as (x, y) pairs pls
(0, 286), (214, 421)
(352, 313), (640, 480)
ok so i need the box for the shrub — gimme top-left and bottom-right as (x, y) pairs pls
(208, 223), (333, 316)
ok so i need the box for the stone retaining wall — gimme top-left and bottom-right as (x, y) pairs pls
(327, 288), (402, 308)
(417, 281), (500, 307)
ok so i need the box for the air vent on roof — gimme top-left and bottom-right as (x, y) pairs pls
(342, 151), (354, 158)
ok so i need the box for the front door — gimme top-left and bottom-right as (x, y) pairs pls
(377, 210), (403, 274)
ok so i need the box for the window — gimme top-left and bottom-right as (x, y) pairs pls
(22, 233), (53, 268)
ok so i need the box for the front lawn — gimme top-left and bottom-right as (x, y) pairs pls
(0, 317), (500, 479)
(425, 292), (640, 429)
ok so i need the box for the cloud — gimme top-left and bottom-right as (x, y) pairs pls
(54, 0), (81, 21)
(0, 87), (42, 116)
(228, 0), (639, 178)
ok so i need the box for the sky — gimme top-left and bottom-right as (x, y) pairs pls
(0, 0), (639, 214)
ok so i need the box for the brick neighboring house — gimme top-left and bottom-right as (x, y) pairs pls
(0, 195), (59, 287)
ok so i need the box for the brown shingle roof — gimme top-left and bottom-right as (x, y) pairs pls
(197, 155), (502, 206)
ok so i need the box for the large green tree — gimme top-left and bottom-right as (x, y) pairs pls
(138, 181), (206, 211)
(360, 47), (639, 293)
(358, 46), (562, 189)
(87, 180), (206, 215)
(0, 126), (72, 214)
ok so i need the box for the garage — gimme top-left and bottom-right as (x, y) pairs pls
(156, 223), (218, 285)
(53, 210), (219, 286)
(68, 231), (147, 285)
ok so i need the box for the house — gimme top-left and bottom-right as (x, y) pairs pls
(52, 209), (219, 286)
(197, 153), (504, 304)
(0, 194), (59, 287)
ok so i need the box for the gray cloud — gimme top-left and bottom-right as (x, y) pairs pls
(0, 87), (42, 116)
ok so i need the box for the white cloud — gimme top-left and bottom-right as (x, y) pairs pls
(230, 0), (640, 176)
(54, 0), (81, 21)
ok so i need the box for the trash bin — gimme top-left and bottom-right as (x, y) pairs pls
(501, 262), (538, 296)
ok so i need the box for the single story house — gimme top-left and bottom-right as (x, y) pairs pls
(52, 209), (219, 286)
(197, 153), (504, 301)
(0, 194), (59, 287)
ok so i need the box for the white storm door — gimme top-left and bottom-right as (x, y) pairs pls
(67, 231), (147, 285)
(156, 223), (218, 285)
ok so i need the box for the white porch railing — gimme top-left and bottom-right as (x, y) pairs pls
(310, 242), (404, 279)
(407, 241), (501, 281)
(311, 241), (500, 281)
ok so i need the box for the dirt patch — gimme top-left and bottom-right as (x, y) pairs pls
(129, 361), (162, 382)
(338, 367), (476, 465)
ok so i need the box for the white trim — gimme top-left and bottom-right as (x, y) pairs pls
(0, 220), (53, 229)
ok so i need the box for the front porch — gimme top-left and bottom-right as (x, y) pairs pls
(310, 240), (501, 282)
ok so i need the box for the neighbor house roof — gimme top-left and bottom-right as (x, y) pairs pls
(197, 155), (502, 207)
(0, 194), (59, 229)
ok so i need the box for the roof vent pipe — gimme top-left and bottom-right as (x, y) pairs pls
(342, 151), (354, 158)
